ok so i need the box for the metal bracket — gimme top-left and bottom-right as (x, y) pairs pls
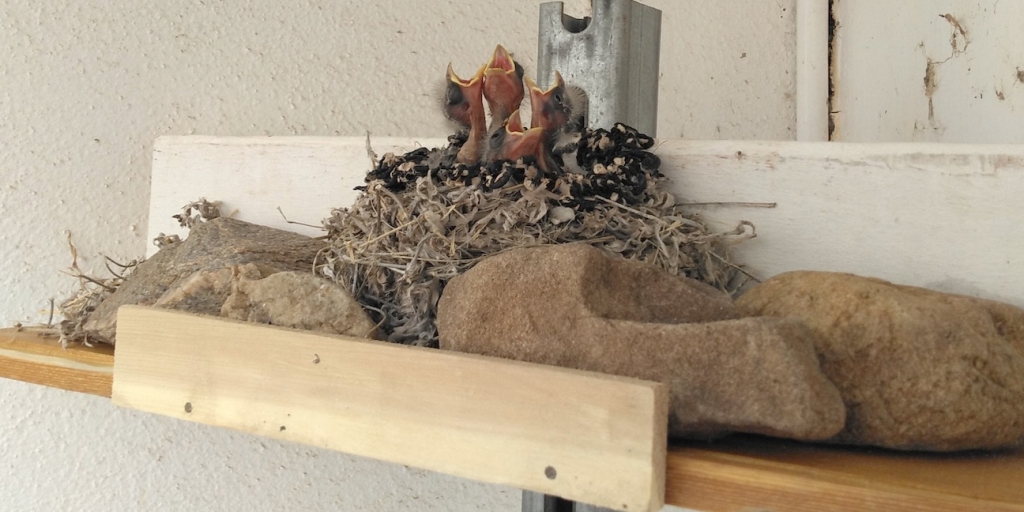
(521, 490), (617, 512)
(524, 3), (661, 511)
(537, 0), (662, 136)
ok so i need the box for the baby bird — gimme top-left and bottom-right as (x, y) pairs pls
(525, 71), (576, 140)
(486, 109), (544, 162)
(525, 71), (587, 171)
(443, 63), (487, 164)
(482, 45), (525, 132)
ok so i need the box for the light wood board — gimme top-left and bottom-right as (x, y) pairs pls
(111, 306), (668, 512)
(150, 136), (1024, 308)
(667, 436), (1024, 512)
(0, 327), (113, 397)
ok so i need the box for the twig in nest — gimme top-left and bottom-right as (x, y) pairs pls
(173, 198), (221, 229)
(104, 256), (139, 279)
(681, 201), (777, 208)
(594, 194), (678, 225)
(710, 251), (760, 283)
(365, 131), (378, 169)
(277, 206), (326, 230)
(59, 232), (116, 293)
(153, 233), (181, 248)
(55, 231), (135, 347)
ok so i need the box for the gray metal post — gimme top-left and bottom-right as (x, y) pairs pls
(523, 3), (661, 511)
(522, 490), (617, 512)
(537, 0), (662, 136)
(522, 490), (571, 511)
(573, 504), (618, 512)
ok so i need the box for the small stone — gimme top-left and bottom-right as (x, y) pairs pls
(437, 245), (846, 440)
(85, 218), (328, 343)
(736, 271), (1024, 451)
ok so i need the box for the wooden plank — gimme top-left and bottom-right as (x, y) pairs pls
(665, 436), (1024, 511)
(0, 327), (114, 397)
(658, 140), (1024, 308)
(149, 137), (1024, 308)
(111, 306), (668, 512)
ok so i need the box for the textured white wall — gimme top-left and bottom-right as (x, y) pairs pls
(0, 1), (795, 510)
(833, 1), (1024, 142)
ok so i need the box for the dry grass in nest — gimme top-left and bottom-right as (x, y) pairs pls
(55, 132), (754, 349)
(56, 232), (137, 346)
(317, 128), (756, 346)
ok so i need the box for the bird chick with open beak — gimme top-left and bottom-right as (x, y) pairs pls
(525, 71), (576, 139)
(482, 45), (525, 132)
(486, 109), (544, 163)
(526, 71), (586, 171)
(444, 63), (487, 164)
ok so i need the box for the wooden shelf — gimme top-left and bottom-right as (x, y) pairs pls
(3, 319), (1021, 511)
(0, 326), (113, 397)
(667, 436), (1024, 511)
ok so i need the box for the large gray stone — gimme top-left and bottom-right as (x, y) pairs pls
(436, 244), (846, 441)
(736, 271), (1024, 451)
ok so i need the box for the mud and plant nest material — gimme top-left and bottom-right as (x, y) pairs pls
(55, 236), (134, 346)
(318, 124), (755, 346)
(56, 199), (221, 346)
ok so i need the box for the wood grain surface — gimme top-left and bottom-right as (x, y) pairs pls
(667, 435), (1024, 511)
(112, 306), (668, 512)
(0, 327), (113, 397)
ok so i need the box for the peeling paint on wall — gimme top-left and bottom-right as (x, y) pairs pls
(920, 13), (972, 132)
(832, 1), (1024, 143)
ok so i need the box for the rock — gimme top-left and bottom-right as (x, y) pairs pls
(436, 244), (846, 441)
(221, 270), (377, 338)
(152, 263), (272, 315)
(736, 271), (1024, 451)
(151, 263), (376, 338)
(85, 218), (329, 343)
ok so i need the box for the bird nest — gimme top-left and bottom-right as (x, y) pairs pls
(52, 126), (753, 348)
(53, 44), (754, 348)
(316, 124), (755, 346)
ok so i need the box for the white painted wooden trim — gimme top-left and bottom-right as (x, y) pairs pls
(148, 135), (446, 250)
(150, 136), (1024, 308)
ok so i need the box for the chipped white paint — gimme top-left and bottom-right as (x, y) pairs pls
(833, 1), (1024, 142)
(4, 1), (796, 510)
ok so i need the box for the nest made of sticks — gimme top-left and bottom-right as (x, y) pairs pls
(317, 124), (755, 346)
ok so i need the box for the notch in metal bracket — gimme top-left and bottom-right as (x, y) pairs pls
(537, 0), (662, 136)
